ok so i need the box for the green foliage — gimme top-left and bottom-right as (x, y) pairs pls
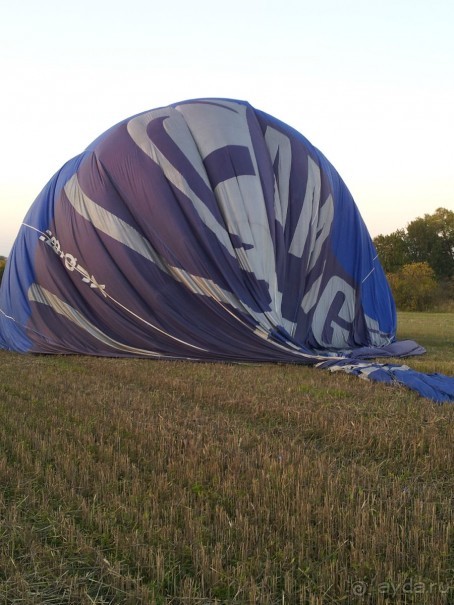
(406, 207), (454, 280)
(387, 262), (437, 311)
(0, 258), (6, 285)
(374, 207), (454, 280)
(373, 229), (410, 273)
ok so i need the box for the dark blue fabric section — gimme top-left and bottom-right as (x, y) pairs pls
(388, 370), (454, 403)
(203, 145), (255, 188)
(328, 171), (396, 338)
(0, 154), (86, 351)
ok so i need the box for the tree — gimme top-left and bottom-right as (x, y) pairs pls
(374, 207), (454, 280)
(373, 229), (410, 273)
(406, 208), (454, 279)
(387, 262), (437, 311)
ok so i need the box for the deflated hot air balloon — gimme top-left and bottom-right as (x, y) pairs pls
(1, 98), (453, 401)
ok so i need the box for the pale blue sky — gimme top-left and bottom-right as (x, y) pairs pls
(1, 0), (453, 254)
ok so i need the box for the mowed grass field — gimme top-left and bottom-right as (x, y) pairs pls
(0, 313), (453, 604)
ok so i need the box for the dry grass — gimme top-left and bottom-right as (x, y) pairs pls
(0, 313), (453, 604)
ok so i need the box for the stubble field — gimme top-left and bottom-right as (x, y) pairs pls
(0, 313), (453, 604)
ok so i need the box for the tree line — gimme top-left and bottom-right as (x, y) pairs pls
(373, 207), (454, 310)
